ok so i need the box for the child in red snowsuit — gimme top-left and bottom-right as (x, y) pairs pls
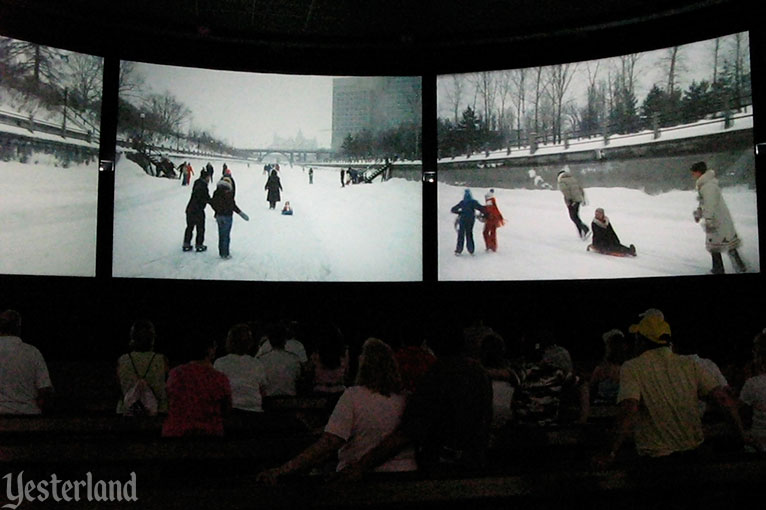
(482, 190), (505, 252)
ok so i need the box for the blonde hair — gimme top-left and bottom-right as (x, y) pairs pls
(355, 338), (402, 397)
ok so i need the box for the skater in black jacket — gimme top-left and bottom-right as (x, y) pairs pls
(210, 176), (249, 259)
(589, 208), (636, 256)
(182, 167), (213, 252)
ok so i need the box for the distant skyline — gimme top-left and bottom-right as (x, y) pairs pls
(128, 62), (335, 149)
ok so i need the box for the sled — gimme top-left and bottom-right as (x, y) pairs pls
(586, 244), (636, 257)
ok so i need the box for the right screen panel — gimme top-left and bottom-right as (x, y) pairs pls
(437, 31), (758, 281)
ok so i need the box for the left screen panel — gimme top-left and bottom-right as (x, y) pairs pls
(0, 35), (101, 277)
(113, 61), (423, 282)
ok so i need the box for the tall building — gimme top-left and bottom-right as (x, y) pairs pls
(331, 76), (422, 151)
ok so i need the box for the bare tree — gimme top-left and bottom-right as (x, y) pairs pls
(63, 53), (103, 110)
(118, 61), (145, 103)
(662, 45), (685, 94)
(144, 91), (192, 137)
(510, 68), (527, 145)
(547, 62), (578, 143)
(472, 72), (497, 131)
(440, 74), (467, 125)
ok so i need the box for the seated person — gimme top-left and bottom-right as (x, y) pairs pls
(116, 319), (169, 415)
(281, 201), (293, 215)
(307, 334), (349, 395)
(589, 329), (630, 405)
(394, 321), (436, 394)
(480, 333), (514, 432)
(258, 321), (303, 397)
(214, 323), (268, 413)
(590, 207), (636, 256)
(162, 334), (232, 437)
(256, 320), (308, 364)
(739, 330), (766, 452)
(256, 338), (416, 483)
(0, 309), (53, 415)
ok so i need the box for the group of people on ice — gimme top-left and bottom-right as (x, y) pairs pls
(450, 161), (747, 274)
(450, 188), (505, 255)
(182, 162), (291, 259)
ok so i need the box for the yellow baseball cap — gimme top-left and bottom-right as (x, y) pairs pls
(629, 315), (671, 344)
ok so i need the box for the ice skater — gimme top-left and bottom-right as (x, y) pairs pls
(182, 167), (213, 252)
(482, 189), (505, 252)
(690, 161), (747, 274)
(210, 175), (249, 259)
(557, 167), (589, 239)
(265, 169), (283, 209)
(588, 207), (636, 256)
(451, 189), (487, 255)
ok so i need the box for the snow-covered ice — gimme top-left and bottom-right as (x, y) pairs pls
(438, 183), (760, 281)
(113, 155), (423, 281)
(0, 156), (98, 277)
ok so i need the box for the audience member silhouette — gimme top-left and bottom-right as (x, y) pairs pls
(335, 320), (493, 479)
(739, 329), (766, 452)
(162, 334), (232, 437)
(116, 319), (169, 415)
(0, 309), (54, 415)
(213, 323), (268, 413)
(594, 313), (748, 467)
(258, 321), (303, 397)
(257, 338), (416, 484)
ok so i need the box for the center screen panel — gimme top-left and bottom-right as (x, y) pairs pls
(113, 62), (422, 282)
(437, 31), (758, 281)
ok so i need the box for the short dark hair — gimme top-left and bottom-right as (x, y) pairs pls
(690, 161), (707, 174)
(0, 309), (21, 336)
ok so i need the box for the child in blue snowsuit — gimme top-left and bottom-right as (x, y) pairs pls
(451, 189), (487, 255)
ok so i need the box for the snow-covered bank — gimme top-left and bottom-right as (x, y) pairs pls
(438, 183), (760, 281)
(113, 156), (422, 281)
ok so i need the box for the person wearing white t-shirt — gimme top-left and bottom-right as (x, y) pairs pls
(256, 330), (308, 364)
(257, 322), (302, 397)
(214, 323), (268, 412)
(0, 310), (54, 415)
(256, 338), (416, 484)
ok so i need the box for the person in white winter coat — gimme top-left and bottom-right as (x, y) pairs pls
(690, 161), (747, 274)
(557, 168), (590, 239)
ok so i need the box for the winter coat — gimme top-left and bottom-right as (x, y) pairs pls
(591, 216), (622, 251)
(557, 171), (585, 204)
(265, 172), (282, 203)
(185, 177), (210, 215)
(210, 178), (241, 217)
(451, 198), (486, 226)
(695, 169), (741, 252)
(483, 198), (505, 229)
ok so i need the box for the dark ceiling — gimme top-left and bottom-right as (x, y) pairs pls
(0, 0), (756, 73)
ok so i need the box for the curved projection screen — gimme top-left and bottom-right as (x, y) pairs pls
(0, 35), (101, 277)
(113, 62), (422, 281)
(437, 31), (758, 281)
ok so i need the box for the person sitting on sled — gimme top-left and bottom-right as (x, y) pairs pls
(281, 201), (293, 216)
(589, 207), (636, 256)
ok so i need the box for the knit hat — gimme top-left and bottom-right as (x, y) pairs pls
(485, 189), (495, 201)
(629, 315), (671, 344)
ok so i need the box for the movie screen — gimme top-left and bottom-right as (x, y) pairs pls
(113, 63), (422, 281)
(437, 31), (758, 281)
(0, 35), (101, 277)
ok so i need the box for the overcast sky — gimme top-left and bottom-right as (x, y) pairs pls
(129, 62), (336, 148)
(437, 32), (750, 120)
